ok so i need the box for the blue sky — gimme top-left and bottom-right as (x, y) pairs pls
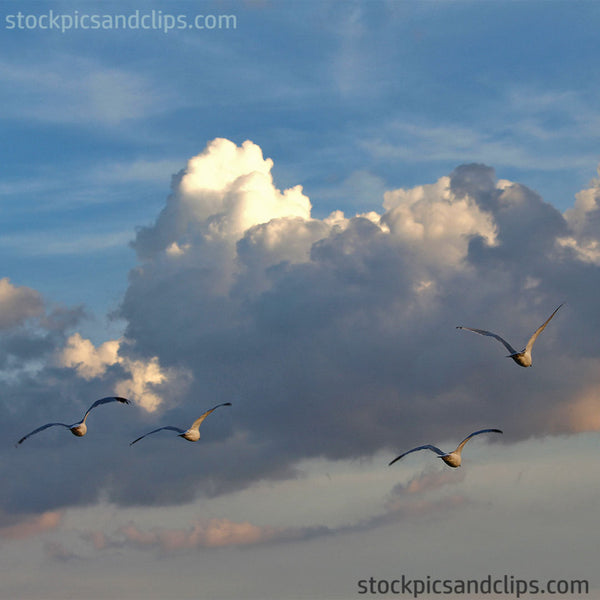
(1, 2), (600, 599)
(2, 0), (599, 321)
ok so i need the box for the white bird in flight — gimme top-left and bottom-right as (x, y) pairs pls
(389, 428), (503, 468)
(456, 304), (563, 367)
(129, 402), (231, 445)
(16, 396), (130, 446)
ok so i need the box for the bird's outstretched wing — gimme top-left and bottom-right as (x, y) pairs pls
(524, 304), (563, 353)
(190, 402), (232, 430)
(389, 444), (446, 466)
(456, 326), (518, 355)
(455, 428), (503, 453)
(83, 396), (130, 420)
(16, 422), (71, 446)
(129, 426), (186, 446)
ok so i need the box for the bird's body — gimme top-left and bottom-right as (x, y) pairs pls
(70, 422), (87, 437)
(389, 428), (503, 468)
(16, 396), (130, 446)
(129, 402), (231, 445)
(457, 304), (563, 367)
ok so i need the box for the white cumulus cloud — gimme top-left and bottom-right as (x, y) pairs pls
(559, 166), (600, 264)
(382, 174), (497, 268)
(60, 333), (120, 380)
(59, 333), (171, 412)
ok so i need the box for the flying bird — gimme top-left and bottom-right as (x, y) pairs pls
(16, 396), (130, 446)
(129, 402), (232, 445)
(389, 428), (503, 468)
(456, 304), (563, 367)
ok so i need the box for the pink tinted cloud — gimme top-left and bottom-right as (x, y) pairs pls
(118, 518), (282, 552)
(80, 471), (471, 556)
(93, 486), (467, 556)
(0, 511), (62, 540)
(82, 530), (109, 550)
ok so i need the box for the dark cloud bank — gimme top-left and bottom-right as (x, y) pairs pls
(1, 139), (599, 516)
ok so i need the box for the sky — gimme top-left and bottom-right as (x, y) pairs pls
(1, 1), (600, 599)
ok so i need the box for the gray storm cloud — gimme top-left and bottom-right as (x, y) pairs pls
(2, 138), (600, 514)
(114, 138), (600, 504)
(0, 278), (44, 330)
